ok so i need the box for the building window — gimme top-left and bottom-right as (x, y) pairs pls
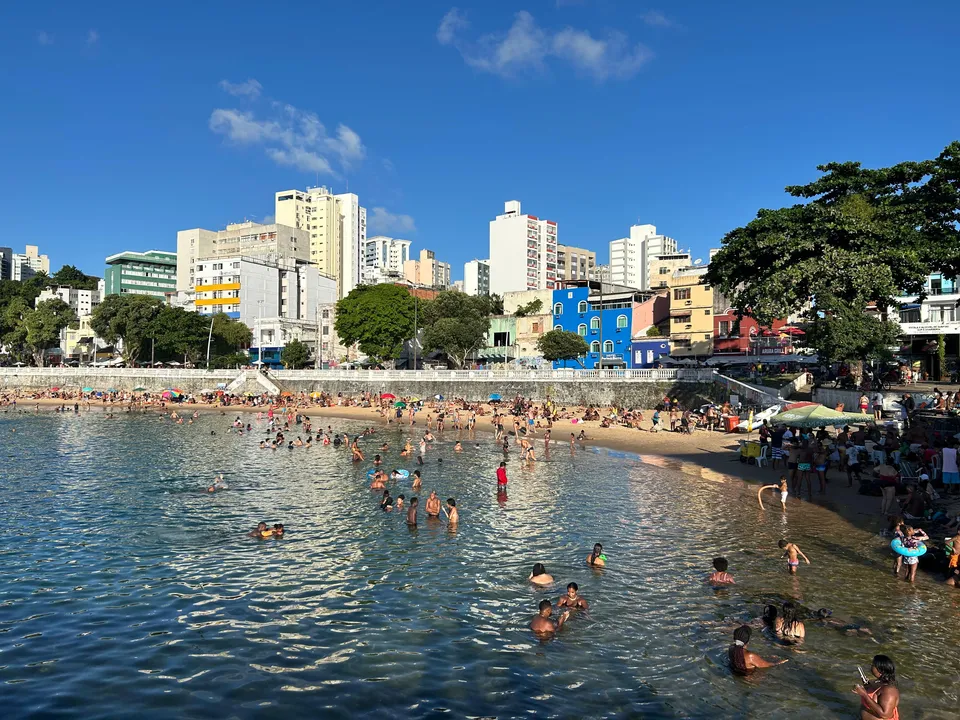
(704, 309), (711, 315)
(578, 323), (587, 336)
(719, 320), (730, 336)
(899, 309), (921, 323)
(590, 316), (600, 330)
(674, 288), (691, 300)
(673, 315), (691, 324)
(616, 314), (628, 329)
(590, 341), (601, 353)
(553, 303), (563, 315)
(659, 266), (670, 275)
(577, 300), (588, 313)
(929, 304), (956, 322)
(603, 340), (614, 353)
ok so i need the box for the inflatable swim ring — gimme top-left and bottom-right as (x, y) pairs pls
(891, 538), (927, 558)
(391, 469), (410, 479)
(367, 468), (381, 478)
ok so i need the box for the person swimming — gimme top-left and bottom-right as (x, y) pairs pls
(587, 543), (606, 567)
(729, 625), (786, 675)
(529, 563), (553, 585)
(530, 599), (569, 637)
(775, 601), (805, 641)
(207, 473), (228, 493)
(557, 581), (588, 609)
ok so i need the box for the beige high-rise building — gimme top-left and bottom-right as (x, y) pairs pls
(404, 249), (451, 289)
(556, 244), (596, 282)
(274, 186), (366, 298)
(649, 252), (692, 290)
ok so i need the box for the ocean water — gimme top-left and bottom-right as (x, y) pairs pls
(1, 409), (958, 719)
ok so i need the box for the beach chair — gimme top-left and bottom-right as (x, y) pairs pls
(756, 445), (769, 469)
(899, 461), (921, 485)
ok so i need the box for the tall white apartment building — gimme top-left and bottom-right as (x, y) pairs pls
(463, 259), (490, 296)
(175, 223), (308, 293)
(608, 224), (677, 290)
(362, 236), (411, 284)
(37, 286), (101, 316)
(488, 201), (558, 295)
(0, 244), (51, 281)
(274, 186), (366, 298)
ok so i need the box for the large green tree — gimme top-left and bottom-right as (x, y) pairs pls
(335, 284), (416, 363)
(281, 338), (310, 369)
(705, 141), (960, 358)
(421, 291), (491, 368)
(804, 306), (901, 365)
(148, 306), (211, 363)
(90, 294), (164, 363)
(23, 298), (78, 366)
(51, 265), (100, 291)
(536, 329), (589, 367)
(1, 296), (32, 362)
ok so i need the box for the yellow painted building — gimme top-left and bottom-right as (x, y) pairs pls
(667, 266), (714, 356)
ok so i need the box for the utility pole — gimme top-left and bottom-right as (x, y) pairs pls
(205, 314), (215, 368)
(413, 289), (418, 370)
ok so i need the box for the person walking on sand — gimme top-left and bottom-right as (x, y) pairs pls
(778, 539), (810, 574)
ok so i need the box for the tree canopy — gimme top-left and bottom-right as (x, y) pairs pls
(421, 291), (491, 368)
(281, 338), (310, 369)
(91, 294), (165, 363)
(536, 329), (589, 366)
(23, 299), (78, 366)
(704, 141), (960, 360)
(51, 265), (100, 291)
(803, 307), (901, 364)
(513, 298), (543, 317)
(334, 284), (416, 363)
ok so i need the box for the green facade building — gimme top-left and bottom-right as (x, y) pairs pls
(103, 250), (177, 298)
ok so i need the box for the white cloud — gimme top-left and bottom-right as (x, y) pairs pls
(209, 99), (364, 175)
(87, 30), (99, 45)
(37, 31), (53, 46)
(437, 9), (652, 81)
(219, 78), (263, 99)
(369, 207), (417, 234)
(641, 10), (673, 28)
(437, 8), (468, 45)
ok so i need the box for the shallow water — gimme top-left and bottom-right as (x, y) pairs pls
(1, 410), (958, 718)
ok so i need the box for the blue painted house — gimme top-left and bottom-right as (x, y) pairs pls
(551, 283), (646, 369)
(630, 339), (671, 368)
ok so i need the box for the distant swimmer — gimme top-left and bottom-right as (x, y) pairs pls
(395, 494), (405, 511)
(529, 563), (554, 585)
(373, 454), (382, 466)
(380, 490), (394, 512)
(778, 539), (810, 575)
(454, 441), (463, 452)
(249, 522), (284, 539)
(370, 471), (386, 490)
(775, 601), (806, 641)
(406, 497), (419, 526)
(729, 626), (787, 675)
(707, 557), (734, 585)
(412, 470), (422, 491)
(207, 473), (228, 493)
(557, 582), (588, 610)
(530, 599), (569, 637)
(586, 543), (606, 568)
(425, 490), (441, 517)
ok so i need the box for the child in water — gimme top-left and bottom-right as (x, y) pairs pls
(778, 539), (810, 574)
(707, 557), (734, 585)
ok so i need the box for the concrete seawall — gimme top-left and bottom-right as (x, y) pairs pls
(0, 368), (722, 407)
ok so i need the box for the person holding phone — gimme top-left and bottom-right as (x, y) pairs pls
(854, 655), (900, 720)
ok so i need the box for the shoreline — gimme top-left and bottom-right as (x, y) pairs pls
(11, 397), (947, 544)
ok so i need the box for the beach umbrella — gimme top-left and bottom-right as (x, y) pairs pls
(160, 390), (174, 399)
(133, 386), (147, 392)
(769, 404), (874, 428)
(107, 388), (118, 393)
(82, 386), (94, 393)
(408, 396), (421, 402)
(394, 401), (407, 408)
(50, 387), (60, 392)
(489, 393), (502, 402)
(434, 394), (443, 400)
(381, 393), (396, 400)
(310, 391), (323, 398)
(280, 390), (293, 397)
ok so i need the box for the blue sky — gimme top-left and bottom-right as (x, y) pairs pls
(2, 1), (958, 280)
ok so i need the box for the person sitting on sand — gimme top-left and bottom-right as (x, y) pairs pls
(530, 599), (569, 637)
(529, 563), (554, 585)
(707, 557), (734, 585)
(729, 625), (787, 675)
(586, 543), (606, 567)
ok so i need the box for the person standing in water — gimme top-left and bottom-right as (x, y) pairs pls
(529, 563), (553, 585)
(707, 557), (734, 585)
(442, 497), (458, 527)
(778, 539), (810, 574)
(557, 582), (588, 609)
(586, 543), (606, 567)
(854, 655), (900, 720)
(406, 497), (419, 526)
(729, 625), (787, 675)
(530, 599), (569, 637)
(496, 461), (509, 490)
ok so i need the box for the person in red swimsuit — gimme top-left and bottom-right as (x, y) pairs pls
(854, 654), (900, 720)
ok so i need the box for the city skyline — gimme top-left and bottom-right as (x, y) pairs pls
(2, 2), (959, 281)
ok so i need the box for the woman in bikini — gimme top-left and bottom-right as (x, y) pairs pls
(728, 625), (786, 675)
(774, 601), (806, 642)
(854, 654), (900, 720)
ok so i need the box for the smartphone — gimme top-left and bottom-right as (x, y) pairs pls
(857, 666), (868, 684)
